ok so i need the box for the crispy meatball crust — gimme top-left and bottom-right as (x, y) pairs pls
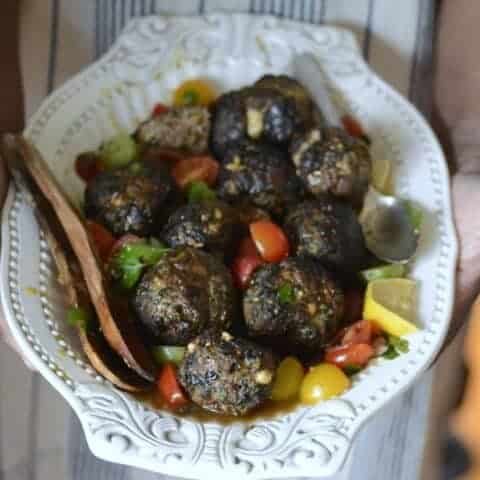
(284, 199), (369, 273)
(132, 248), (236, 345)
(243, 257), (344, 355)
(210, 91), (247, 159)
(217, 140), (301, 217)
(178, 331), (278, 416)
(243, 87), (305, 144)
(84, 167), (173, 237)
(161, 199), (238, 254)
(290, 127), (371, 205)
(254, 74), (314, 126)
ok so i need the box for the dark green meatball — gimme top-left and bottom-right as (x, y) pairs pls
(161, 199), (238, 254)
(211, 78), (312, 159)
(217, 140), (302, 217)
(132, 248), (236, 345)
(178, 331), (278, 416)
(243, 257), (344, 356)
(243, 87), (305, 144)
(284, 199), (369, 273)
(254, 74), (314, 127)
(84, 166), (173, 237)
(290, 127), (371, 206)
(210, 91), (247, 159)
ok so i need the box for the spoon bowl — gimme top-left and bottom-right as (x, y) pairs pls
(293, 53), (420, 263)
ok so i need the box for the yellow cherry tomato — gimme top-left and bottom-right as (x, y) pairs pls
(271, 357), (304, 402)
(300, 363), (350, 405)
(173, 79), (216, 107)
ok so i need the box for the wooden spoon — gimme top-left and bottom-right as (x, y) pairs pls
(1, 134), (158, 382)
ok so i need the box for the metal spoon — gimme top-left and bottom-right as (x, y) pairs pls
(293, 53), (419, 263)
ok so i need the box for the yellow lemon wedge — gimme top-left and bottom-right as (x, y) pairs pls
(371, 156), (392, 194)
(363, 278), (418, 337)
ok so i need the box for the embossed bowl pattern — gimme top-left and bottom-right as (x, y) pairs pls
(0, 14), (457, 479)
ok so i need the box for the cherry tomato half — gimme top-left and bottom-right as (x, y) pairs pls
(341, 320), (375, 346)
(173, 79), (216, 107)
(157, 363), (189, 409)
(152, 102), (169, 116)
(86, 221), (116, 263)
(325, 343), (374, 369)
(171, 155), (219, 189)
(75, 152), (104, 183)
(249, 221), (290, 263)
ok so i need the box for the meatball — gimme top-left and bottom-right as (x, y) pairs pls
(210, 91), (247, 158)
(243, 257), (344, 355)
(136, 106), (210, 154)
(242, 87), (305, 145)
(178, 331), (278, 416)
(210, 79), (312, 159)
(161, 199), (238, 254)
(217, 140), (302, 217)
(284, 199), (369, 273)
(290, 127), (371, 205)
(254, 75), (314, 129)
(133, 248), (236, 345)
(84, 166), (173, 237)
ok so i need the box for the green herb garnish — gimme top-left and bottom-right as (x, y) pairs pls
(343, 364), (363, 376)
(181, 89), (200, 106)
(152, 346), (186, 366)
(187, 181), (217, 203)
(382, 334), (409, 360)
(110, 241), (170, 289)
(66, 306), (91, 331)
(278, 282), (296, 304)
(404, 201), (423, 234)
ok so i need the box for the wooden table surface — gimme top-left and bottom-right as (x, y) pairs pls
(1, 1), (462, 479)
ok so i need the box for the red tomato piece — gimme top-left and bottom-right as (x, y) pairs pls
(341, 115), (366, 138)
(171, 155), (219, 189)
(325, 343), (375, 369)
(75, 152), (103, 183)
(232, 256), (261, 289)
(343, 289), (365, 325)
(157, 363), (189, 409)
(86, 221), (116, 263)
(341, 320), (374, 346)
(238, 237), (260, 257)
(152, 102), (169, 116)
(249, 221), (290, 263)
(231, 238), (263, 289)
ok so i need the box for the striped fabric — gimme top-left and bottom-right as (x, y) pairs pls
(8, 1), (437, 479)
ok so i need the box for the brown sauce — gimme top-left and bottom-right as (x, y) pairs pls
(134, 390), (300, 425)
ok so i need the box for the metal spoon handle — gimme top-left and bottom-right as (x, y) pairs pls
(293, 53), (343, 127)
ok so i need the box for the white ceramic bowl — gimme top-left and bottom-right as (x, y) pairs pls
(0, 13), (457, 479)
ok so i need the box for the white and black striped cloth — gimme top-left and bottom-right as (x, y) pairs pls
(8, 1), (436, 479)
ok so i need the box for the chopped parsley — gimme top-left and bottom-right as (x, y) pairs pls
(404, 201), (423, 234)
(66, 306), (91, 331)
(186, 181), (217, 203)
(278, 282), (296, 304)
(343, 364), (363, 377)
(110, 240), (170, 289)
(181, 89), (200, 106)
(382, 334), (409, 360)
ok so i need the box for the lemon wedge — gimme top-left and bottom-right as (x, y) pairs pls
(363, 278), (418, 337)
(371, 157), (392, 193)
